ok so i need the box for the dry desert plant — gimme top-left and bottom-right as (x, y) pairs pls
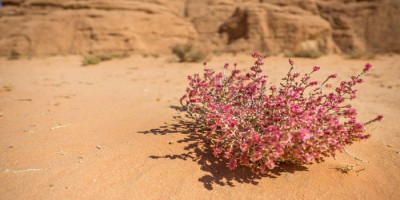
(180, 52), (383, 174)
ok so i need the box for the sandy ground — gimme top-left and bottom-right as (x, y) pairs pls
(0, 54), (399, 200)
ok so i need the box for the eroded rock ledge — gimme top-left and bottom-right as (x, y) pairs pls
(0, 0), (399, 56)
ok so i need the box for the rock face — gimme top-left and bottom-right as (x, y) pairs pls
(218, 4), (338, 54)
(0, 0), (398, 56)
(0, 0), (198, 56)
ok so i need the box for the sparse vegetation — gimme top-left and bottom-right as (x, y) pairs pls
(172, 43), (207, 62)
(263, 51), (280, 57)
(285, 49), (322, 59)
(150, 53), (160, 58)
(142, 53), (160, 58)
(7, 50), (20, 60)
(82, 55), (103, 66)
(82, 53), (128, 66)
(347, 51), (376, 59)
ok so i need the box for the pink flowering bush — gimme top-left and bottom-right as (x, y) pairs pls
(180, 52), (383, 174)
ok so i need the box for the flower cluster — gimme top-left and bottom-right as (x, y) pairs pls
(180, 52), (383, 174)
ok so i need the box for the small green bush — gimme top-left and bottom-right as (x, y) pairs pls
(7, 50), (20, 60)
(285, 49), (322, 59)
(172, 43), (207, 62)
(347, 51), (375, 59)
(82, 53), (128, 66)
(82, 55), (103, 66)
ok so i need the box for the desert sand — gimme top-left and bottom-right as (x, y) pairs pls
(0, 54), (399, 199)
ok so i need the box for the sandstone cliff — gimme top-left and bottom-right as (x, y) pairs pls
(0, 0), (399, 57)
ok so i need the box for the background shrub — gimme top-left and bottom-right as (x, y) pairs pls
(172, 43), (207, 62)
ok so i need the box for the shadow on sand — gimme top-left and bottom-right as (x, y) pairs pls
(138, 105), (308, 190)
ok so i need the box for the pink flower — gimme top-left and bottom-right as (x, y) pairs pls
(266, 125), (278, 132)
(252, 52), (260, 58)
(297, 129), (311, 141)
(291, 104), (303, 113)
(280, 134), (292, 145)
(224, 63), (229, 69)
(377, 115), (384, 121)
(265, 159), (276, 170)
(345, 108), (357, 116)
(364, 63), (372, 72)
(240, 143), (249, 151)
(211, 104), (217, 110)
(180, 94), (187, 100)
(353, 123), (365, 132)
(289, 59), (294, 65)
(304, 153), (313, 163)
(240, 153), (250, 166)
(252, 132), (261, 143)
(329, 74), (337, 79)
(313, 66), (320, 72)
(213, 148), (222, 156)
(224, 148), (233, 159)
(251, 151), (262, 162)
(228, 158), (237, 170)
(310, 81), (318, 86)
(210, 124), (217, 131)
